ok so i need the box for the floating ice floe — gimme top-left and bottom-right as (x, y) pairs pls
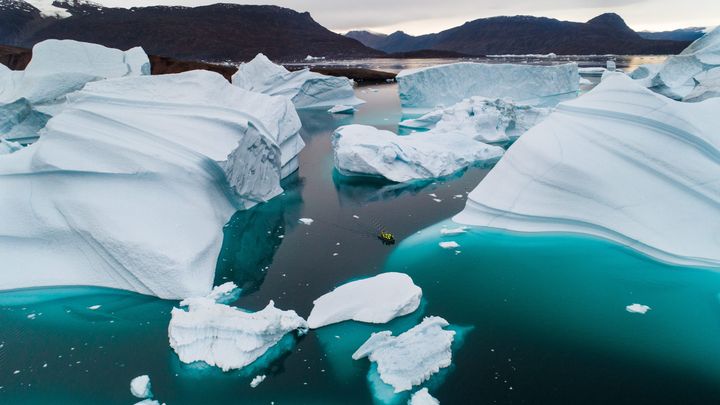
(438, 242), (459, 250)
(232, 53), (364, 109)
(169, 299), (308, 372)
(0, 70), (299, 299)
(298, 218), (314, 225)
(409, 388), (440, 405)
(626, 304), (651, 314)
(454, 72), (720, 268)
(631, 26), (720, 100)
(250, 374), (266, 388)
(396, 62), (578, 113)
(399, 97), (551, 144)
(328, 104), (356, 114)
(440, 227), (467, 236)
(333, 124), (504, 183)
(307, 272), (422, 329)
(352, 317), (455, 393)
(130, 375), (152, 399)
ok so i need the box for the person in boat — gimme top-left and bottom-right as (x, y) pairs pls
(378, 231), (395, 245)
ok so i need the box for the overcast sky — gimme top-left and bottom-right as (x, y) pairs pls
(93, 0), (719, 35)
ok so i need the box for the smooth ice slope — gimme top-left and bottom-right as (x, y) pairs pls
(455, 73), (720, 268)
(400, 97), (551, 144)
(397, 62), (578, 112)
(0, 70), (295, 299)
(353, 316), (455, 393)
(631, 26), (720, 100)
(232, 53), (364, 109)
(333, 125), (504, 182)
(307, 272), (422, 329)
(169, 299), (308, 371)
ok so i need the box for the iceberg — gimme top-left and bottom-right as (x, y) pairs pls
(130, 375), (152, 399)
(307, 272), (422, 329)
(454, 73), (720, 268)
(0, 70), (297, 299)
(631, 27), (720, 100)
(409, 388), (439, 405)
(352, 316), (455, 393)
(399, 97), (551, 144)
(328, 104), (357, 114)
(232, 53), (364, 109)
(333, 124), (504, 183)
(396, 62), (578, 113)
(250, 374), (266, 387)
(169, 299), (308, 372)
(626, 304), (651, 314)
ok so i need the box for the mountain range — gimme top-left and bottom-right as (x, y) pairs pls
(346, 13), (691, 55)
(0, 1), (697, 62)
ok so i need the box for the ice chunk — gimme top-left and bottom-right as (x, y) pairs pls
(169, 299), (308, 372)
(307, 272), (422, 329)
(397, 62), (578, 113)
(454, 73), (720, 268)
(626, 304), (651, 314)
(333, 124), (504, 183)
(440, 227), (467, 236)
(250, 374), (266, 387)
(130, 375), (152, 399)
(0, 70), (297, 299)
(409, 388), (440, 405)
(400, 97), (551, 144)
(438, 242), (459, 249)
(204, 282), (241, 304)
(606, 60), (617, 71)
(0, 139), (23, 155)
(684, 67), (720, 102)
(352, 317), (455, 393)
(232, 53), (364, 109)
(328, 105), (356, 114)
(631, 27), (720, 100)
(298, 218), (314, 225)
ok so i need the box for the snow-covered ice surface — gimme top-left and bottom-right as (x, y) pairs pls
(684, 67), (720, 102)
(409, 388), (440, 405)
(0, 70), (297, 299)
(353, 316), (455, 393)
(0, 39), (151, 142)
(399, 97), (551, 144)
(626, 304), (651, 314)
(232, 53), (364, 109)
(307, 272), (422, 329)
(397, 62), (578, 113)
(454, 72), (720, 268)
(631, 27), (720, 100)
(169, 299), (308, 372)
(130, 375), (152, 399)
(25, 0), (72, 18)
(333, 124), (504, 183)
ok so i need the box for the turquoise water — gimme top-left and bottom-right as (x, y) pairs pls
(2, 78), (720, 404)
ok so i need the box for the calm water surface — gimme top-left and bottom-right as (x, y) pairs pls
(1, 63), (719, 405)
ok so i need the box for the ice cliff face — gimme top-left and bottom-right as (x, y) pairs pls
(0, 70), (298, 299)
(169, 298), (308, 372)
(352, 316), (455, 393)
(333, 124), (504, 183)
(399, 96), (551, 144)
(631, 26), (720, 101)
(396, 62), (579, 113)
(232, 53), (364, 109)
(455, 73), (720, 268)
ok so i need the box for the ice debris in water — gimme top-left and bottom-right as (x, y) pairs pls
(307, 272), (422, 329)
(454, 73), (720, 268)
(352, 316), (455, 393)
(440, 227), (467, 236)
(299, 218), (314, 225)
(626, 304), (651, 314)
(409, 388), (440, 405)
(232, 53), (364, 109)
(169, 298), (307, 372)
(333, 124), (504, 183)
(250, 375), (267, 388)
(439, 242), (460, 249)
(130, 375), (152, 399)
(328, 105), (356, 114)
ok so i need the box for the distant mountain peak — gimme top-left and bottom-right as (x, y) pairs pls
(586, 13), (630, 29)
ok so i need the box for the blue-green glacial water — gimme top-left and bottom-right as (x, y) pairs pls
(2, 73), (720, 404)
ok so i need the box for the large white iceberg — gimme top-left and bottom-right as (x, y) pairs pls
(333, 124), (504, 183)
(396, 62), (578, 113)
(400, 97), (551, 144)
(169, 298), (308, 372)
(352, 316), (455, 393)
(631, 26), (720, 100)
(0, 70), (299, 299)
(232, 53), (364, 109)
(1, 39), (151, 142)
(307, 272), (422, 329)
(454, 72), (720, 268)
